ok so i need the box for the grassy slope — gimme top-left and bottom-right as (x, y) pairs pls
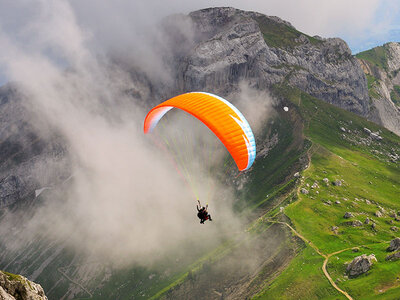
(356, 43), (400, 106)
(356, 45), (389, 71)
(255, 87), (400, 299)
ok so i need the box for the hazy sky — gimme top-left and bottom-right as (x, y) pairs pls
(0, 0), (399, 85)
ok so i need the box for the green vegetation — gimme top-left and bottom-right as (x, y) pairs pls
(3, 271), (22, 281)
(391, 85), (400, 106)
(254, 246), (342, 300)
(356, 45), (389, 71)
(254, 86), (400, 299)
(255, 16), (322, 49)
(327, 243), (400, 299)
(366, 74), (381, 99)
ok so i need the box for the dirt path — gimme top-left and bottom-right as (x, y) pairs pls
(266, 217), (353, 299)
(322, 249), (354, 300)
(57, 266), (93, 298)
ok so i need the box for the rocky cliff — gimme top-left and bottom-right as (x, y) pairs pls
(176, 7), (370, 117)
(357, 42), (400, 135)
(0, 271), (47, 300)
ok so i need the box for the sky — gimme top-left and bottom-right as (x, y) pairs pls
(0, 1), (399, 85)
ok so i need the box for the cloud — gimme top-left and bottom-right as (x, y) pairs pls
(68, 0), (398, 54)
(0, 1), (239, 266)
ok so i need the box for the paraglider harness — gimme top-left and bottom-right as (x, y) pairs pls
(197, 200), (212, 224)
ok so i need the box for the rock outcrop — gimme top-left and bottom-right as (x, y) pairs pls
(0, 271), (47, 300)
(179, 8), (370, 118)
(344, 212), (353, 219)
(346, 254), (377, 277)
(357, 42), (400, 135)
(387, 237), (400, 251)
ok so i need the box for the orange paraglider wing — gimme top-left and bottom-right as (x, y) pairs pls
(144, 92), (256, 171)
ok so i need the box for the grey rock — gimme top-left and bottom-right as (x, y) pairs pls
(0, 271), (47, 300)
(359, 42), (400, 135)
(301, 188), (309, 194)
(294, 172), (300, 178)
(370, 132), (383, 140)
(344, 212), (353, 219)
(184, 8), (370, 118)
(323, 178), (329, 184)
(333, 180), (342, 186)
(363, 127), (372, 134)
(365, 217), (370, 224)
(386, 251), (400, 261)
(375, 211), (383, 218)
(335, 200), (341, 204)
(352, 220), (363, 227)
(391, 226), (398, 231)
(388, 238), (400, 251)
(346, 254), (377, 277)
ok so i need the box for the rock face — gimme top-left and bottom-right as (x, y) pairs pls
(387, 237), (400, 251)
(357, 42), (400, 135)
(0, 271), (47, 300)
(0, 85), (70, 208)
(180, 8), (370, 118)
(346, 254), (377, 277)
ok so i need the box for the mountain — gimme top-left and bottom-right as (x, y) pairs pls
(356, 42), (400, 135)
(0, 6), (400, 300)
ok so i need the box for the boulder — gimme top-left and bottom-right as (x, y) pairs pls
(352, 220), (363, 227)
(346, 254), (377, 277)
(344, 212), (353, 219)
(387, 238), (400, 251)
(365, 217), (370, 224)
(323, 178), (329, 184)
(333, 180), (342, 186)
(374, 211), (383, 217)
(386, 251), (400, 261)
(363, 127), (372, 134)
(300, 188), (309, 194)
(391, 226), (399, 232)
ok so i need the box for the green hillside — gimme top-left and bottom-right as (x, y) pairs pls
(254, 86), (400, 299)
(356, 45), (389, 71)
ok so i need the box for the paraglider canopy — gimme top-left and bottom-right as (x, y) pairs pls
(144, 92), (256, 171)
